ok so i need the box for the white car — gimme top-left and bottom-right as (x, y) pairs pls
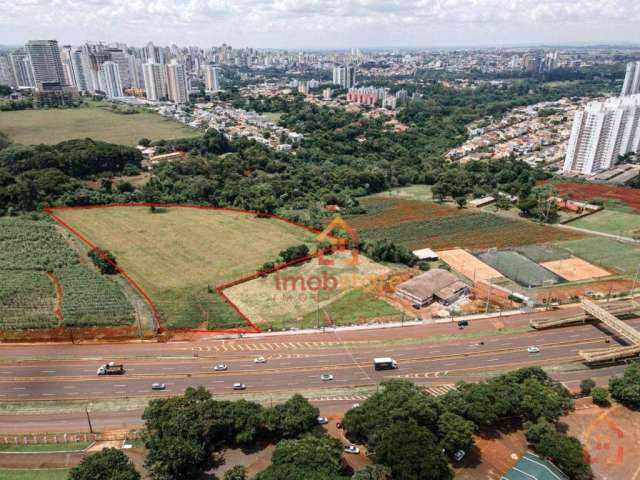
(344, 445), (360, 454)
(527, 346), (541, 354)
(320, 373), (334, 381)
(453, 450), (466, 462)
(214, 364), (228, 371)
(233, 383), (246, 390)
(151, 383), (166, 390)
(316, 416), (329, 425)
(351, 403), (360, 409)
(254, 356), (267, 364)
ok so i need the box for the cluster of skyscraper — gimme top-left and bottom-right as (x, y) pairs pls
(563, 61), (640, 176)
(332, 65), (356, 89)
(0, 40), (222, 104)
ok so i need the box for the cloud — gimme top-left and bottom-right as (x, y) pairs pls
(1, 0), (639, 47)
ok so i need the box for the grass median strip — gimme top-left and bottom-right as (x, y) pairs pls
(0, 468), (70, 480)
(0, 442), (90, 453)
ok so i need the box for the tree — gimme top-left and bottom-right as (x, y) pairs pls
(69, 448), (140, 480)
(373, 421), (453, 480)
(224, 466), (248, 480)
(580, 378), (596, 396)
(0, 131), (10, 151)
(352, 465), (392, 480)
(139, 138), (151, 147)
(88, 248), (118, 274)
(609, 363), (640, 408)
(143, 386), (224, 480)
(531, 429), (592, 480)
(254, 434), (347, 480)
(591, 387), (610, 407)
(454, 196), (467, 208)
(343, 379), (440, 445)
(263, 394), (319, 439)
(437, 411), (475, 453)
(279, 244), (310, 263)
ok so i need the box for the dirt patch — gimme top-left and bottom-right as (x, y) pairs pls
(563, 397), (640, 480)
(438, 249), (502, 282)
(46, 272), (64, 323)
(552, 182), (640, 213)
(454, 422), (527, 480)
(538, 278), (634, 301)
(541, 258), (611, 282)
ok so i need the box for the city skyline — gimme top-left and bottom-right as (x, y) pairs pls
(2, 0), (640, 49)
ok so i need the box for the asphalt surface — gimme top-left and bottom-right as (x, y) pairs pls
(0, 306), (636, 432)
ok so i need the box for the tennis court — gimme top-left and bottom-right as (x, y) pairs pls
(476, 250), (564, 288)
(541, 257), (611, 282)
(438, 248), (502, 282)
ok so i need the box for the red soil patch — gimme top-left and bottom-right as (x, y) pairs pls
(46, 271), (64, 322)
(552, 182), (640, 213)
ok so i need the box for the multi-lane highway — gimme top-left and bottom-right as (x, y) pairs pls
(0, 306), (636, 432)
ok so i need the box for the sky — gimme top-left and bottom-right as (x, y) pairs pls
(1, 0), (640, 49)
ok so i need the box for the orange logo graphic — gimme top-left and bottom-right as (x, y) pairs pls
(316, 215), (359, 266)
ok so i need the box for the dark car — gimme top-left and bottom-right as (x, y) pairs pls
(457, 320), (469, 328)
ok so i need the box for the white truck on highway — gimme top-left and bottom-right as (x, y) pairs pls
(373, 357), (398, 371)
(97, 361), (125, 375)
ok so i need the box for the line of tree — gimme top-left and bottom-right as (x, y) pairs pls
(343, 368), (591, 480)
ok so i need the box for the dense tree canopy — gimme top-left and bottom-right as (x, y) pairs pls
(69, 447), (140, 480)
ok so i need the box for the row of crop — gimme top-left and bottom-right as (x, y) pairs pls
(58, 266), (135, 327)
(348, 197), (467, 230)
(0, 218), (78, 271)
(0, 270), (58, 329)
(356, 212), (581, 250)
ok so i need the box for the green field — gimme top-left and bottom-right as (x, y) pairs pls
(368, 185), (434, 203)
(570, 210), (640, 238)
(300, 289), (403, 328)
(0, 104), (198, 146)
(0, 217), (136, 330)
(55, 207), (319, 329)
(0, 442), (90, 453)
(224, 251), (398, 330)
(556, 238), (640, 276)
(0, 469), (69, 480)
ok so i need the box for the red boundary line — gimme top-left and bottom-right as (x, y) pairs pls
(44, 203), (328, 335)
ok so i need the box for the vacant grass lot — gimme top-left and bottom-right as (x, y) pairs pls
(570, 210), (640, 238)
(0, 105), (198, 146)
(55, 206), (318, 329)
(224, 251), (396, 330)
(556, 238), (640, 276)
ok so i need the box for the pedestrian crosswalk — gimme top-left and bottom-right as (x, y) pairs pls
(313, 395), (369, 402)
(424, 384), (457, 397)
(188, 340), (366, 352)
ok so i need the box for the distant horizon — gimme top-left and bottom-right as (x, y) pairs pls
(2, 41), (640, 52)
(2, 0), (639, 50)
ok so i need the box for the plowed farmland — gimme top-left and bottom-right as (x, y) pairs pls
(346, 197), (582, 251)
(552, 182), (640, 213)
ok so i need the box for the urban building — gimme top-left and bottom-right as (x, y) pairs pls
(332, 65), (356, 88)
(563, 95), (640, 174)
(26, 40), (66, 89)
(9, 51), (35, 88)
(33, 82), (77, 107)
(166, 61), (188, 103)
(100, 61), (124, 98)
(204, 65), (220, 92)
(621, 62), (640, 96)
(142, 62), (167, 101)
(0, 55), (15, 87)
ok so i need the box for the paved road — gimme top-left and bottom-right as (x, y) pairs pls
(0, 306), (636, 432)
